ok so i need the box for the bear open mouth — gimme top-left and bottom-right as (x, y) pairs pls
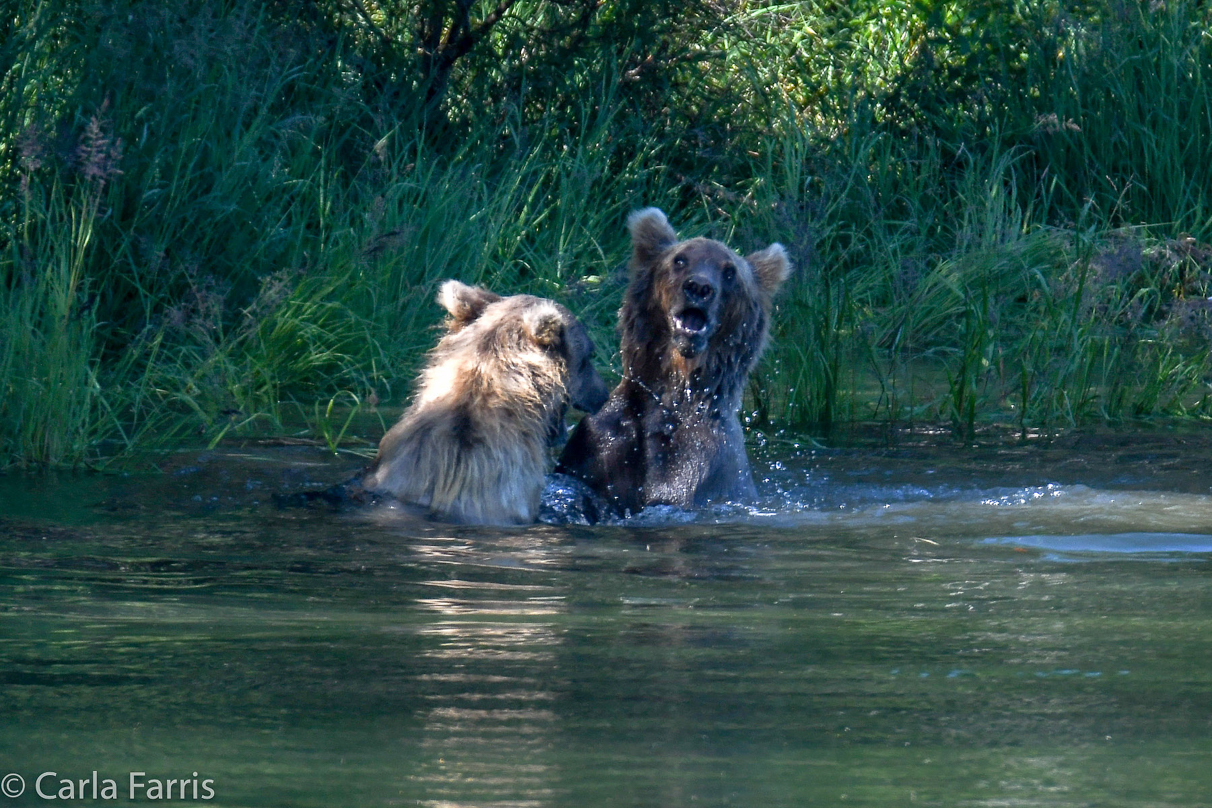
(673, 307), (709, 334)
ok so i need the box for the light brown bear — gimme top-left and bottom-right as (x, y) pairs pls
(556, 208), (790, 516)
(361, 280), (609, 525)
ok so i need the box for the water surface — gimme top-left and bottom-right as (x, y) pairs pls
(2, 427), (1211, 806)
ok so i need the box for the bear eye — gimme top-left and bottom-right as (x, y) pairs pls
(722, 263), (736, 282)
(673, 254), (687, 269)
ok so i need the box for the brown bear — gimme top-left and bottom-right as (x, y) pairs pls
(360, 280), (609, 525)
(555, 208), (790, 517)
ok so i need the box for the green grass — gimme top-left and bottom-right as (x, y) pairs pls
(3, 0), (1212, 467)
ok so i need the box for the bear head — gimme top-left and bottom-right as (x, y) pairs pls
(437, 280), (609, 415)
(622, 208), (791, 369)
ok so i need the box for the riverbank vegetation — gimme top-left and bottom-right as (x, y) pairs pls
(4, 0), (1212, 466)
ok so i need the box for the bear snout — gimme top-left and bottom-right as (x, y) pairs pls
(573, 372), (610, 414)
(682, 275), (716, 303)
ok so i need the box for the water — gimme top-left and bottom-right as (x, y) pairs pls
(2, 427), (1211, 806)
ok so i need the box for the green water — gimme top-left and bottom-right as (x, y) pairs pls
(2, 429), (1211, 807)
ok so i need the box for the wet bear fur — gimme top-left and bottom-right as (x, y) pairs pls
(556, 208), (791, 516)
(361, 280), (609, 525)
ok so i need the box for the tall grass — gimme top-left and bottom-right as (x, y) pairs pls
(747, 0), (1212, 435)
(1, 177), (106, 465)
(757, 136), (1212, 434)
(3, 0), (1212, 467)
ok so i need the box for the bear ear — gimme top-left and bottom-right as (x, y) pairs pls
(627, 207), (678, 266)
(438, 280), (501, 330)
(746, 243), (792, 297)
(522, 303), (565, 348)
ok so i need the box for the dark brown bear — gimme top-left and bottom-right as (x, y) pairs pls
(361, 280), (608, 525)
(555, 208), (790, 516)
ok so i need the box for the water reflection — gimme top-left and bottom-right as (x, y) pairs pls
(405, 535), (568, 807)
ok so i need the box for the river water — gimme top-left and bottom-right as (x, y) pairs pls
(1, 426), (1210, 806)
